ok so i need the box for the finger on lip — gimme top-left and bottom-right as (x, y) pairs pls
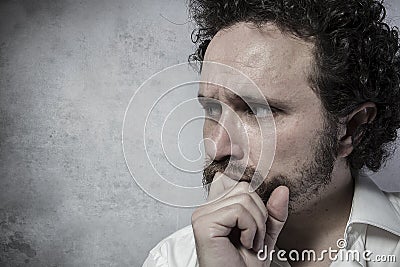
(206, 172), (238, 202)
(215, 171), (238, 191)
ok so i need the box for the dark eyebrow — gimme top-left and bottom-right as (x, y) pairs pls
(197, 93), (209, 103)
(197, 93), (290, 110)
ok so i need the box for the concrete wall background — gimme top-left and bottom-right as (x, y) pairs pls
(0, 0), (399, 266)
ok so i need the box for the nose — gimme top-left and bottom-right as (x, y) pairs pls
(205, 110), (245, 162)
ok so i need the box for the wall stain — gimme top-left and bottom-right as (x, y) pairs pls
(6, 232), (36, 258)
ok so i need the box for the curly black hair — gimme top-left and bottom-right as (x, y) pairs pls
(188, 0), (400, 172)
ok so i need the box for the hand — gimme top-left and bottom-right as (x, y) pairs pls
(192, 172), (289, 267)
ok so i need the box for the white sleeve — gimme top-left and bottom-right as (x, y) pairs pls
(142, 225), (196, 267)
(142, 250), (168, 267)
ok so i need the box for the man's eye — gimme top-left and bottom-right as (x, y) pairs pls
(203, 103), (222, 117)
(248, 105), (275, 118)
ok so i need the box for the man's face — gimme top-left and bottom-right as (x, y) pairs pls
(199, 22), (339, 214)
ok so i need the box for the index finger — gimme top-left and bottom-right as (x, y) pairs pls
(206, 172), (237, 202)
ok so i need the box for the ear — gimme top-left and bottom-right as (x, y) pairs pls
(338, 102), (377, 158)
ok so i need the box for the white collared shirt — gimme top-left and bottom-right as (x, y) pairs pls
(143, 173), (400, 266)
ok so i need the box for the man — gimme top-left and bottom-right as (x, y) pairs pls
(144, 0), (400, 266)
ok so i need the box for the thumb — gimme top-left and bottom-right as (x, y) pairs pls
(265, 186), (289, 247)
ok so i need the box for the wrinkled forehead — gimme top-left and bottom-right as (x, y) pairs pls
(200, 22), (315, 101)
(199, 62), (265, 101)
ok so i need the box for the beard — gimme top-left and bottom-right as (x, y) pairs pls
(202, 116), (339, 214)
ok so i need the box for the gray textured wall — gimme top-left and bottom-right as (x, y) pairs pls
(0, 0), (399, 266)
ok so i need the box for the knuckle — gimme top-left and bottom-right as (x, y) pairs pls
(191, 208), (204, 225)
(236, 182), (249, 193)
(191, 208), (200, 222)
(191, 210), (199, 224)
(239, 193), (253, 205)
(191, 216), (221, 241)
(230, 203), (245, 214)
(191, 214), (205, 231)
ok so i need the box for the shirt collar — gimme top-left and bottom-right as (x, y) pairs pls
(346, 171), (400, 237)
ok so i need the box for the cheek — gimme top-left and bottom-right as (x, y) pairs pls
(246, 126), (263, 163)
(245, 121), (275, 172)
(271, 113), (325, 171)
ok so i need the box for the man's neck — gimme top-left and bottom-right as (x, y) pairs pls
(276, 160), (354, 266)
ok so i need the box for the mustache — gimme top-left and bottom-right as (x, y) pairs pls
(202, 158), (290, 205)
(202, 158), (262, 185)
